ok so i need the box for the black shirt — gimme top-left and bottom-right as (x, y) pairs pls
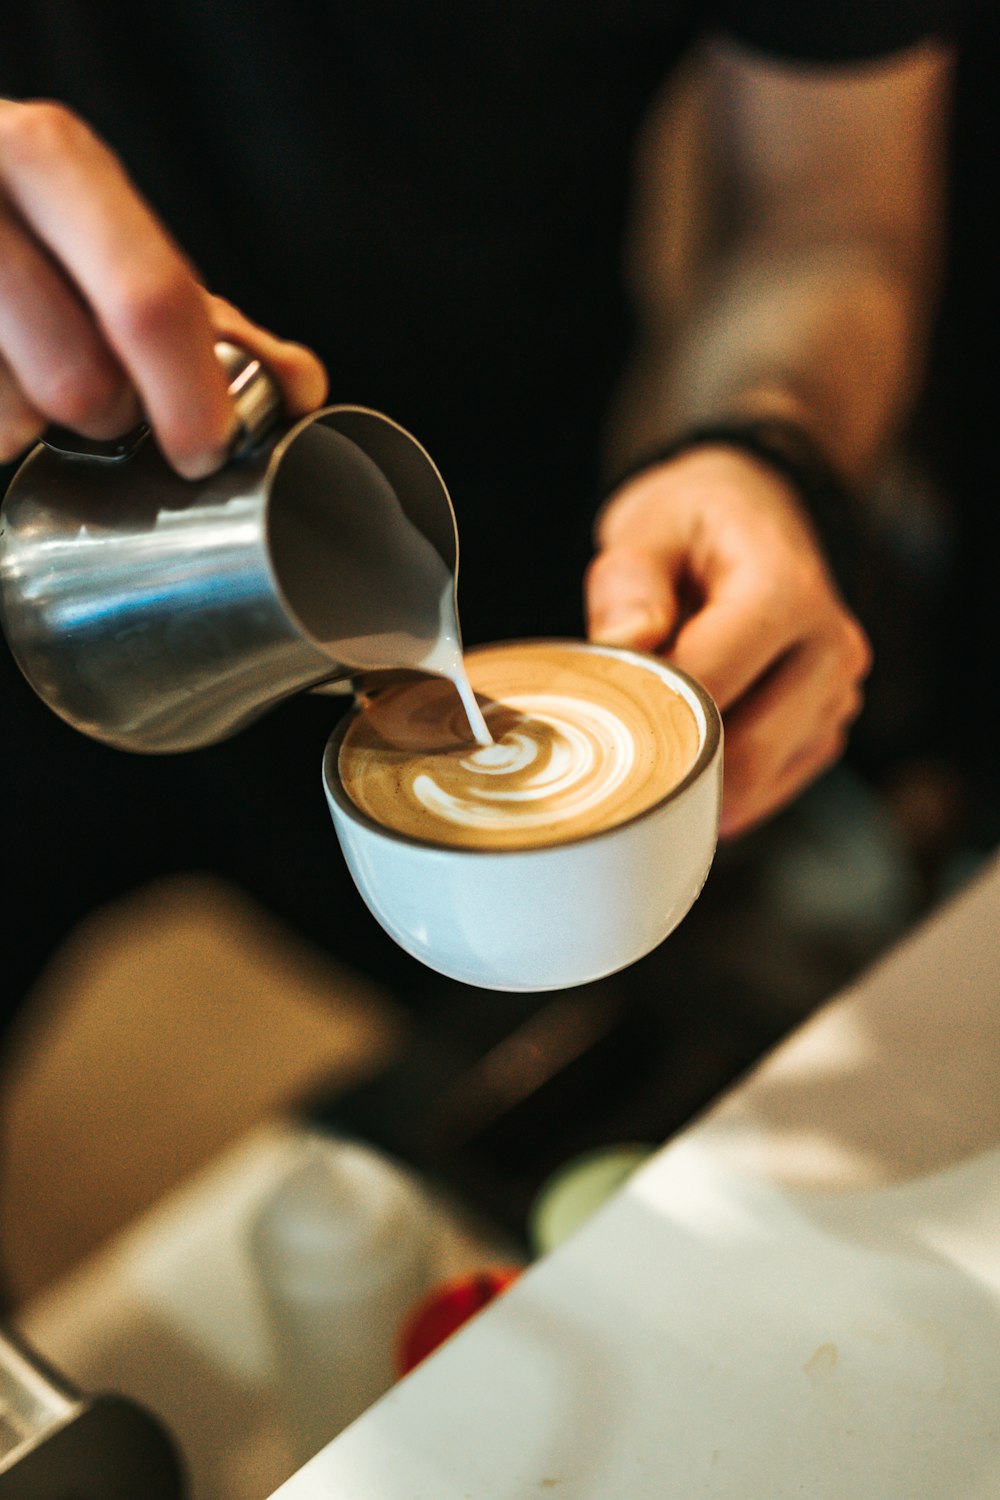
(1, 4), (951, 640)
(0, 2), (954, 1014)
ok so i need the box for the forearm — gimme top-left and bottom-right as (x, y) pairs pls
(653, 232), (938, 484)
(613, 40), (952, 487)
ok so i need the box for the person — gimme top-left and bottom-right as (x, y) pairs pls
(0, 5), (953, 1033)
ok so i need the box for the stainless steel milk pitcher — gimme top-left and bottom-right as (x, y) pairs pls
(0, 343), (466, 752)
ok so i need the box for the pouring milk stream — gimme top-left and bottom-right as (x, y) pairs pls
(0, 343), (491, 752)
(279, 421), (490, 745)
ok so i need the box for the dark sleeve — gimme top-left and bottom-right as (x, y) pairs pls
(712, 0), (956, 62)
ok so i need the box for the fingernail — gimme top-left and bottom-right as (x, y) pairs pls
(174, 451), (224, 480)
(592, 607), (658, 646)
(173, 420), (240, 480)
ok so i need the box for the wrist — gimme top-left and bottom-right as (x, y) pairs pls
(606, 418), (867, 606)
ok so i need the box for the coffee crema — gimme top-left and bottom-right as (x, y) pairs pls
(337, 642), (703, 851)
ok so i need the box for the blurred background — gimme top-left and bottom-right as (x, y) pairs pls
(1, 0), (996, 1313)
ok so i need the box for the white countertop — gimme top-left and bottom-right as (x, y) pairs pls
(273, 851), (1000, 1500)
(20, 852), (1000, 1500)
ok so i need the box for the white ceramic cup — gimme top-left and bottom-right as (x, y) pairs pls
(323, 642), (723, 992)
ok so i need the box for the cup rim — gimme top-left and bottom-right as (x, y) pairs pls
(323, 637), (722, 857)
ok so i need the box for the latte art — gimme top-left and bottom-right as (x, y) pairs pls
(338, 642), (703, 851)
(412, 694), (637, 835)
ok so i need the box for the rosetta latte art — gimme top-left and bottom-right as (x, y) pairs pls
(337, 641), (703, 850)
(412, 695), (637, 834)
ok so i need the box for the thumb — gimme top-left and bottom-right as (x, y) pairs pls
(585, 545), (680, 651)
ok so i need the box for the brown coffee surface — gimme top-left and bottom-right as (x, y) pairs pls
(337, 641), (702, 850)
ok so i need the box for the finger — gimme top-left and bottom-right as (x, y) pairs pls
(719, 638), (866, 836)
(585, 545), (682, 650)
(0, 102), (235, 477)
(0, 352), (45, 463)
(205, 294), (328, 416)
(0, 198), (139, 438)
(723, 676), (864, 823)
(669, 569), (806, 711)
(721, 721), (853, 840)
(725, 623), (867, 757)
